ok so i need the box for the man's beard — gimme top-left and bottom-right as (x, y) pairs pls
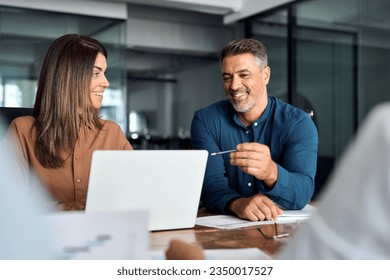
(228, 88), (258, 113)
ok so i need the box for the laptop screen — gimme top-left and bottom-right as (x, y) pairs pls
(85, 150), (208, 231)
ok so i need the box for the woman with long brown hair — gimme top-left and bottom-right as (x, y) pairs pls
(4, 34), (132, 210)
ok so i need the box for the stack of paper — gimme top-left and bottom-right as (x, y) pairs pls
(196, 204), (315, 229)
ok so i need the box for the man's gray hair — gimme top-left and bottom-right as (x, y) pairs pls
(220, 38), (268, 68)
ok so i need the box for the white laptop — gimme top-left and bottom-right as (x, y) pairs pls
(85, 150), (208, 231)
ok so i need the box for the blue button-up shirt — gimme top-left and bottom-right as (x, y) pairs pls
(191, 96), (318, 213)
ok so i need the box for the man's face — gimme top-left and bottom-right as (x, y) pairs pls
(222, 53), (270, 113)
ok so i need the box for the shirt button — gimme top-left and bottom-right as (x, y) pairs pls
(76, 178), (81, 183)
(254, 122), (258, 126)
(245, 130), (250, 135)
(248, 182), (252, 187)
(75, 155), (80, 160)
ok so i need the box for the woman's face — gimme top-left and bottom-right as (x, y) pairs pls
(90, 52), (110, 110)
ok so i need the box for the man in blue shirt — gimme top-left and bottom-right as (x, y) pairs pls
(191, 38), (318, 221)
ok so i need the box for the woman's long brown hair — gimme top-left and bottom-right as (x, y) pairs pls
(33, 34), (107, 168)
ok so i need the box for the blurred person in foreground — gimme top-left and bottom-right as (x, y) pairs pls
(2, 34), (132, 211)
(167, 102), (390, 259)
(191, 38), (318, 221)
(0, 123), (54, 259)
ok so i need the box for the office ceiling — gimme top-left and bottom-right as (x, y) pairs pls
(104, 0), (241, 15)
(90, 0), (298, 24)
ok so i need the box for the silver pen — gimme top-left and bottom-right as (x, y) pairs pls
(210, 149), (236, 156)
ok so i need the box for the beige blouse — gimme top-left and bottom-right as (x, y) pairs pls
(5, 116), (132, 210)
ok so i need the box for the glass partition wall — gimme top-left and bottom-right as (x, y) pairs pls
(247, 0), (390, 198)
(0, 6), (127, 129)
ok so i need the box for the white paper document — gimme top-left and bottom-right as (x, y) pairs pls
(196, 204), (315, 229)
(44, 210), (149, 260)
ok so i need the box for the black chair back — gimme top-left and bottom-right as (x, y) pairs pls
(0, 107), (33, 138)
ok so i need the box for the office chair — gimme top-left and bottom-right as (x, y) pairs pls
(0, 107), (33, 138)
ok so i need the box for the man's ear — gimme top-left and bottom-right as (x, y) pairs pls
(263, 66), (271, 85)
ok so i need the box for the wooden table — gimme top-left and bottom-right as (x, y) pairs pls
(150, 210), (301, 258)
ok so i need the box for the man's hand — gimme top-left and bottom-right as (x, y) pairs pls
(229, 194), (283, 221)
(230, 142), (278, 188)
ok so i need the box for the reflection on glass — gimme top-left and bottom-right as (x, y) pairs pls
(0, 5), (126, 131)
(129, 111), (148, 139)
